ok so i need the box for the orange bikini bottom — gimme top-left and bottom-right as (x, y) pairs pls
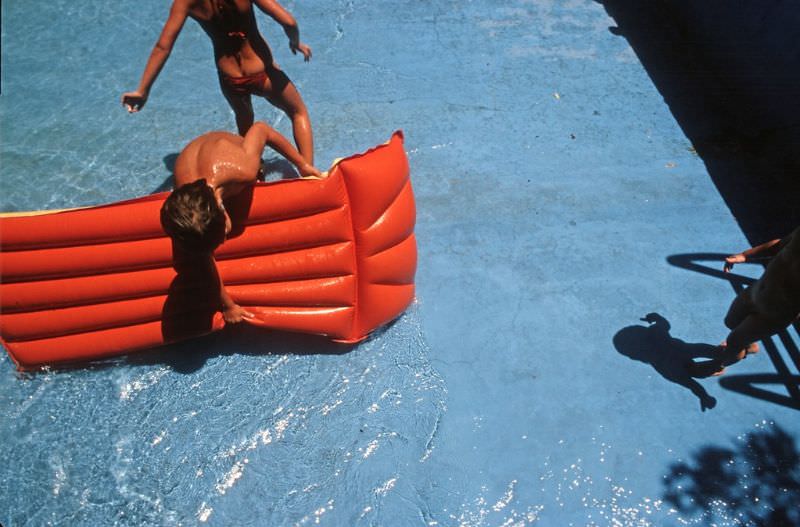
(220, 71), (268, 95)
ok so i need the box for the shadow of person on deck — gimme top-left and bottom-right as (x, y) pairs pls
(667, 252), (800, 409)
(614, 313), (719, 411)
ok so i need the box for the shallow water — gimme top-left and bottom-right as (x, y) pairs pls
(0, 305), (450, 526)
(1, 3), (448, 522)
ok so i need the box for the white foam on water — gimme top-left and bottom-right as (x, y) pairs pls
(119, 368), (169, 401)
(216, 459), (248, 495)
(196, 502), (213, 523)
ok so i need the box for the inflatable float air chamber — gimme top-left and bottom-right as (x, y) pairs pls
(0, 131), (416, 370)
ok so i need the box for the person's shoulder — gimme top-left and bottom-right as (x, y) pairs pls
(190, 130), (240, 147)
(203, 130), (240, 140)
(203, 131), (245, 151)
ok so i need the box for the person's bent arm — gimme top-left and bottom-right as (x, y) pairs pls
(204, 253), (254, 324)
(122, 1), (189, 112)
(244, 122), (322, 178)
(253, 0), (312, 60)
(724, 237), (786, 272)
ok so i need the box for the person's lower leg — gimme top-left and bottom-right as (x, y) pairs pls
(290, 109), (313, 164)
(236, 111), (255, 136)
(721, 313), (784, 368)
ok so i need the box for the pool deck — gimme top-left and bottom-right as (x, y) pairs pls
(1, 1), (798, 525)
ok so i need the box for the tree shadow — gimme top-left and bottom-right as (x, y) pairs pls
(663, 423), (800, 526)
(667, 253), (800, 410)
(596, 0), (800, 245)
(613, 312), (719, 411)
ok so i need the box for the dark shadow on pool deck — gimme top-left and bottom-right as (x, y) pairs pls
(667, 253), (800, 410)
(597, 0), (800, 245)
(662, 422), (800, 526)
(599, 0), (800, 409)
(613, 312), (718, 411)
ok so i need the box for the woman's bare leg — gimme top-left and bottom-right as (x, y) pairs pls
(219, 81), (255, 136)
(724, 287), (753, 330)
(690, 313), (788, 377)
(724, 313), (785, 363)
(261, 68), (314, 164)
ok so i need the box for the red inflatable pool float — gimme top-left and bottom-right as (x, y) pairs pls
(0, 131), (416, 370)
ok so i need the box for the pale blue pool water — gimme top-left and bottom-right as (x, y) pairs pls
(2, 1), (799, 526)
(1, 305), (449, 525)
(0, 3), (448, 524)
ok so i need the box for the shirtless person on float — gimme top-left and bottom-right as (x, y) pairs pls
(123, 0), (315, 162)
(689, 226), (800, 377)
(160, 122), (321, 323)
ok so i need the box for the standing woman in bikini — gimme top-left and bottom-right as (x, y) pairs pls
(123, 0), (315, 163)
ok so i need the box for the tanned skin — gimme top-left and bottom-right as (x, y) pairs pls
(123, 0), (315, 162)
(689, 227), (800, 377)
(173, 122), (321, 323)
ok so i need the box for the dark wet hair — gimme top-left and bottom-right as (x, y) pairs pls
(160, 179), (226, 253)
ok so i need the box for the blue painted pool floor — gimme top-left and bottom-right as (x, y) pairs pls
(1, 1), (798, 526)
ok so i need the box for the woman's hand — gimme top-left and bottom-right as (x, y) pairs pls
(290, 40), (312, 61)
(122, 91), (148, 113)
(723, 253), (746, 273)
